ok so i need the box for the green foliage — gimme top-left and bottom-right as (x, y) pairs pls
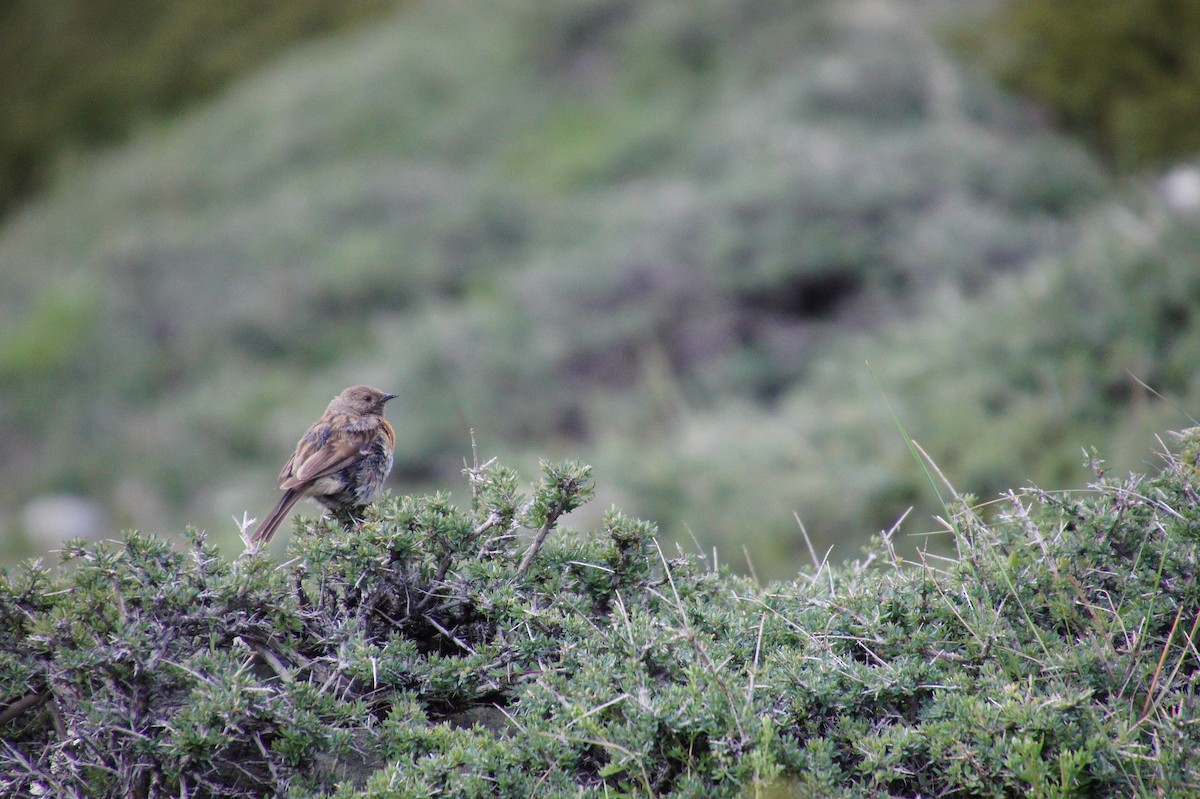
(4, 442), (1200, 796)
(0, 0), (400, 215)
(972, 0), (1200, 170)
(0, 285), (99, 378)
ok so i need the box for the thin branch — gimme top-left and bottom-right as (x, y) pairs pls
(0, 689), (50, 727)
(517, 499), (568, 577)
(423, 614), (477, 655)
(249, 642), (294, 684)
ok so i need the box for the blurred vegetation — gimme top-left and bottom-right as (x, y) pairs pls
(2, 0), (1199, 576)
(0, 0), (399, 216)
(973, 0), (1200, 171)
(3, 443), (1199, 796)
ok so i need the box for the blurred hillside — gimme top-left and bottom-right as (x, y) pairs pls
(0, 0), (400, 216)
(2, 0), (1198, 577)
(975, 0), (1200, 171)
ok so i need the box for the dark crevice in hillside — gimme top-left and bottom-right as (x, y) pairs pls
(739, 269), (865, 321)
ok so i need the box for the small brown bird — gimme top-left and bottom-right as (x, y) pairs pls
(249, 385), (397, 546)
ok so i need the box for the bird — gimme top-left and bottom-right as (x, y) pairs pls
(249, 385), (397, 546)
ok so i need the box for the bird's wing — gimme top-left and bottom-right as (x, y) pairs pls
(280, 420), (376, 489)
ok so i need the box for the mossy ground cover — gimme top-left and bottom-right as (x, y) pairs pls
(3, 430), (1199, 797)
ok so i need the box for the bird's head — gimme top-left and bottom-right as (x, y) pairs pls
(330, 385), (397, 416)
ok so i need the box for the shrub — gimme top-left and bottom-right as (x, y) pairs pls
(0, 0), (399, 215)
(4, 432), (1200, 796)
(973, 0), (1200, 171)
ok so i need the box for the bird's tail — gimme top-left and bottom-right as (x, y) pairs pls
(249, 488), (305, 546)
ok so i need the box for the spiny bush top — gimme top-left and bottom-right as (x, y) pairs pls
(2, 437), (1199, 797)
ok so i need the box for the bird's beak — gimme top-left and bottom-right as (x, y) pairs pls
(382, 393), (398, 403)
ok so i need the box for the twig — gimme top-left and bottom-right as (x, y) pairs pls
(746, 613), (766, 704)
(794, 512), (836, 593)
(423, 614), (477, 655)
(0, 689), (50, 727)
(470, 512), (502, 544)
(517, 499), (568, 577)
(742, 544), (760, 585)
(249, 642), (294, 684)
(880, 506), (913, 572)
(1140, 606), (1198, 722)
